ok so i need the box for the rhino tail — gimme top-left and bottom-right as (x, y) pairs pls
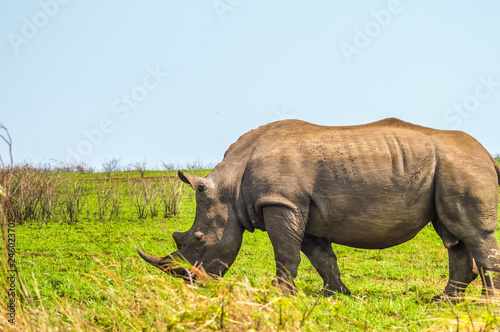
(492, 155), (500, 186)
(496, 161), (500, 186)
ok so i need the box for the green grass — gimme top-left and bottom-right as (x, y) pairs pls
(2, 169), (500, 331)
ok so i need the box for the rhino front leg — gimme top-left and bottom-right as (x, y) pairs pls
(301, 234), (351, 295)
(263, 205), (307, 295)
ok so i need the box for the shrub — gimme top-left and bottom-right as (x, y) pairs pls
(2, 165), (44, 224)
(161, 176), (183, 218)
(58, 179), (87, 224)
(38, 172), (62, 223)
(127, 177), (160, 219)
(130, 159), (148, 179)
(101, 158), (121, 180)
(93, 180), (121, 223)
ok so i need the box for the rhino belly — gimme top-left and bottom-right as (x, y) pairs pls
(326, 214), (432, 249)
(307, 188), (436, 249)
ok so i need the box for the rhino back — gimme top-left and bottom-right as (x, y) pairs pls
(233, 119), (495, 249)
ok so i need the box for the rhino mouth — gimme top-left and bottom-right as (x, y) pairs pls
(168, 266), (197, 282)
(136, 248), (231, 282)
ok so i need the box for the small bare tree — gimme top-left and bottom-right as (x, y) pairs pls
(101, 158), (121, 180)
(7, 165), (44, 223)
(0, 124), (30, 304)
(58, 179), (86, 224)
(185, 159), (206, 170)
(148, 180), (160, 218)
(161, 161), (178, 171)
(127, 177), (161, 219)
(161, 176), (183, 218)
(128, 178), (147, 219)
(57, 161), (94, 173)
(39, 172), (62, 224)
(0, 123), (13, 240)
(131, 159), (148, 179)
(93, 181), (120, 223)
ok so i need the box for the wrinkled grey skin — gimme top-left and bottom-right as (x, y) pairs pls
(137, 118), (500, 299)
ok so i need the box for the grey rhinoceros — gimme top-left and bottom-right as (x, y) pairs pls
(137, 118), (500, 299)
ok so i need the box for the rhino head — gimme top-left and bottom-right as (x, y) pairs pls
(136, 170), (244, 279)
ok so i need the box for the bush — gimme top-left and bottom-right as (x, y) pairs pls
(58, 179), (87, 224)
(161, 176), (183, 218)
(94, 180), (121, 223)
(0, 161), (192, 225)
(1, 165), (45, 224)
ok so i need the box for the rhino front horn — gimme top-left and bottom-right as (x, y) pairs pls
(136, 248), (164, 267)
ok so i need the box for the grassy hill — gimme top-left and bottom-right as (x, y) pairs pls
(1, 168), (500, 331)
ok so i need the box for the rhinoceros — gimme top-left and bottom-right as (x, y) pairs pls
(137, 118), (500, 299)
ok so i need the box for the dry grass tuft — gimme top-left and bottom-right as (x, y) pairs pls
(0, 253), (323, 331)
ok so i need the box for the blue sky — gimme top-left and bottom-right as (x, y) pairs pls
(1, 1), (499, 169)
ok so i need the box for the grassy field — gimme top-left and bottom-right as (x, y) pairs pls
(1, 162), (500, 331)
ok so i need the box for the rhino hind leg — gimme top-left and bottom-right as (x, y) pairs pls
(300, 234), (351, 295)
(464, 232), (500, 297)
(434, 183), (500, 300)
(431, 219), (479, 301)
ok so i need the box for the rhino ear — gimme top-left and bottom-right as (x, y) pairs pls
(178, 170), (210, 192)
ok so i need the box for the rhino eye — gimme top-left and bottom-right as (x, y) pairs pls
(194, 232), (204, 243)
